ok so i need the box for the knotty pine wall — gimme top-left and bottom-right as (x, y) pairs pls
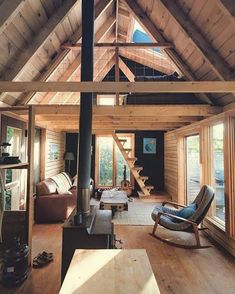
(41, 129), (65, 180)
(164, 132), (178, 202)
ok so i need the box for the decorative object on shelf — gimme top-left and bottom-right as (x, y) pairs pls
(143, 138), (156, 154)
(64, 152), (75, 174)
(0, 142), (11, 157)
(49, 143), (59, 160)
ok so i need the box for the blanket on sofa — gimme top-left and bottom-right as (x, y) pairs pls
(50, 172), (72, 191)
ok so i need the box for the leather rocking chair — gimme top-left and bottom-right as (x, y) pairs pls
(150, 185), (215, 249)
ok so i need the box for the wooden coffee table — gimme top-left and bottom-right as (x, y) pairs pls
(99, 190), (128, 216)
(60, 249), (160, 294)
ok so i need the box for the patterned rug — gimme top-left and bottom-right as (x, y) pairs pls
(90, 198), (159, 226)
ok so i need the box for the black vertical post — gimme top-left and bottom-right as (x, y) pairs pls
(75, 0), (94, 224)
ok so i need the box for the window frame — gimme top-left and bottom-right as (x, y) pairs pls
(95, 134), (134, 189)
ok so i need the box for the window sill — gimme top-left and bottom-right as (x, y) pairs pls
(205, 216), (225, 233)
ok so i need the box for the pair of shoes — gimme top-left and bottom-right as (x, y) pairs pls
(33, 251), (53, 268)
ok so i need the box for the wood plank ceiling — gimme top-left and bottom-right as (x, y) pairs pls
(0, 0), (234, 132)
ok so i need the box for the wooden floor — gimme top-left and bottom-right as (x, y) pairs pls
(0, 224), (235, 294)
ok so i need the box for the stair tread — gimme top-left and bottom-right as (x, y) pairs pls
(145, 185), (154, 189)
(139, 176), (148, 179)
(123, 148), (132, 151)
(118, 139), (127, 142)
(137, 191), (150, 197)
(132, 166), (143, 169)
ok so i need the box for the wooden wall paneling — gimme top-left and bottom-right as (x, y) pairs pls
(0, 33), (19, 71)
(40, 128), (46, 181)
(44, 129), (65, 179)
(0, 0), (26, 36)
(3, 23), (26, 51)
(164, 132), (178, 201)
(40, 0), (56, 18)
(160, 0), (233, 80)
(219, 34), (235, 61)
(187, 0), (208, 22)
(12, 12), (34, 42)
(194, 1), (223, 36)
(200, 70), (218, 82)
(216, 94), (235, 106)
(61, 16), (74, 40)
(28, 1), (49, 26)
(216, 0), (235, 20)
(54, 23), (68, 44)
(20, 3), (43, 34)
(2, 0), (77, 81)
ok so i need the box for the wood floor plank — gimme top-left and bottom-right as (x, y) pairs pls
(0, 224), (235, 293)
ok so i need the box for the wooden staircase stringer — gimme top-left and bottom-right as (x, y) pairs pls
(112, 133), (154, 197)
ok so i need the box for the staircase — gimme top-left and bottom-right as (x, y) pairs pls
(112, 133), (154, 198)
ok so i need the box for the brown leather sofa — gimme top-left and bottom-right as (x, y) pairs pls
(35, 172), (94, 223)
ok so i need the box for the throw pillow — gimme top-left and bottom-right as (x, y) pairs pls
(57, 186), (72, 195)
(178, 203), (197, 219)
(72, 175), (78, 187)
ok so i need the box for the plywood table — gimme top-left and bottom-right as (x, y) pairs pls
(100, 190), (128, 214)
(60, 249), (160, 294)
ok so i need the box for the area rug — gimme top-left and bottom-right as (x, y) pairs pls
(90, 198), (159, 226)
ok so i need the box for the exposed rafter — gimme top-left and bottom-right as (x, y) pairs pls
(2, 0), (78, 81)
(160, 0), (234, 81)
(0, 81), (234, 93)
(118, 58), (135, 81)
(37, 15), (116, 104)
(0, 0), (26, 35)
(16, 0), (113, 105)
(216, 0), (235, 21)
(119, 48), (176, 75)
(123, 0), (213, 105)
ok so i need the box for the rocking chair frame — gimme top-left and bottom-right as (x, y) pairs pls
(150, 210), (212, 249)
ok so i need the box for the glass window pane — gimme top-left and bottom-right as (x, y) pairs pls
(186, 135), (201, 204)
(4, 126), (26, 211)
(212, 124), (225, 222)
(98, 137), (113, 186)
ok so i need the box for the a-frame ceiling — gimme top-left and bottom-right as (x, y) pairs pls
(0, 0), (234, 131)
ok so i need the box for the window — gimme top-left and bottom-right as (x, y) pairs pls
(97, 95), (115, 106)
(186, 135), (201, 204)
(97, 135), (133, 187)
(5, 126), (26, 211)
(211, 123), (225, 223)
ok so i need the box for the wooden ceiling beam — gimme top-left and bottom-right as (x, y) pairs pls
(62, 42), (173, 49)
(1, 81), (234, 93)
(17, 0), (113, 105)
(123, 0), (213, 105)
(33, 115), (203, 123)
(160, 0), (234, 81)
(42, 125), (183, 131)
(18, 105), (221, 117)
(0, 0), (26, 35)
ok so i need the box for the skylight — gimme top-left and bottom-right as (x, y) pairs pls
(132, 20), (162, 54)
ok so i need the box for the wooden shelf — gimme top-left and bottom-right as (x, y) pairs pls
(0, 163), (29, 169)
